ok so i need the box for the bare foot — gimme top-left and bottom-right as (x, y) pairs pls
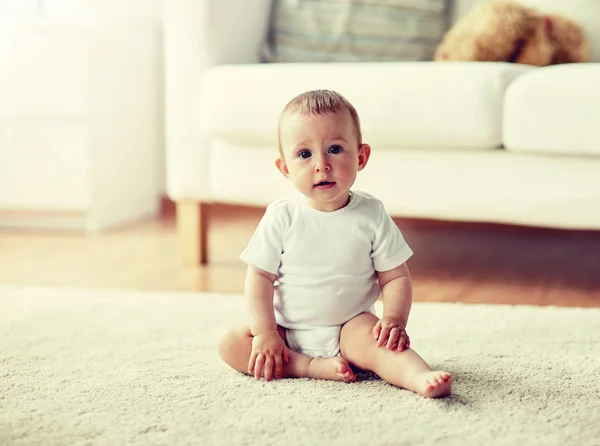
(307, 356), (356, 382)
(416, 371), (452, 398)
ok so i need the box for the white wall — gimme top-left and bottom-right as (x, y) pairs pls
(0, 0), (162, 21)
(42, 0), (162, 23)
(0, 0), (167, 194)
(0, 0), (40, 16)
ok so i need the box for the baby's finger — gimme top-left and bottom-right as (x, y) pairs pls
(396, 331), (407, 351)
(377, 326), (391, 347)
(387, 327), (399, 350)
(405, 335), (410, 350)
(283, 346), (290, 364)
(264, 355), (274, 381)
(274, 354), (283, 379)
(254, 353), (265, 380)
(372, 321), (382, 340)
(248, 352), (257, 374)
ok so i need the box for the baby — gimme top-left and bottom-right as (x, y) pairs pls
(218, 89), (452, 398)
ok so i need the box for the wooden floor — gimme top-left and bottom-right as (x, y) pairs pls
(1, 204), (599, 307)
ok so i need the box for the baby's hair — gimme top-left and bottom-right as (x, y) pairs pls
(278, 90), (362, 154)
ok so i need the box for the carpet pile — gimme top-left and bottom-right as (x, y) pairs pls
(1, 286), (599, 445)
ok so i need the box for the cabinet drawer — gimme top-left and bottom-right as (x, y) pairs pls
(0, 123), (90, 210)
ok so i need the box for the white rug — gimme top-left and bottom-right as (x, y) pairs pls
(1, 286), (599, 446)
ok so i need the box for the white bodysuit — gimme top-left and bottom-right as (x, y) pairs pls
(240, 190), (413, 358)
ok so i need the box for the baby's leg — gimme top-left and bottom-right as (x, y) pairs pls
(339, 313), (452, 398)
(218, 323), (355, 382)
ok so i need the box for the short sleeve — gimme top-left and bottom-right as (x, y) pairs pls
(371, 204), (413, 272)
(239, 203), (286, 275)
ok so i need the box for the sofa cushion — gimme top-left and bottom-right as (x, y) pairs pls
(262, 0), (451, 63)
(208, 140), (600, 230)
(504, 64), (600, 156)
(200, 61), (531, 150)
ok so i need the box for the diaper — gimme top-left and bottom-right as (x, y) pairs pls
(285, 325), (341, 358)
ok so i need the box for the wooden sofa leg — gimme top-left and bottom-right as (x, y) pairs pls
(176, 200), (209, 266)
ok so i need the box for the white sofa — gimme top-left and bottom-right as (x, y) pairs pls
(163, 0), (600, 265)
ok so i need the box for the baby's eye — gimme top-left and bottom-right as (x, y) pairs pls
(298, 149), (312, 159)
(328, 145), (343, 154)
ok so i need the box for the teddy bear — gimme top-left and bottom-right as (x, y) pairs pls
(434, 0), (590, 66)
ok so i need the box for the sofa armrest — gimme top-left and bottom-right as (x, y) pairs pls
(163, 0), (272, 200)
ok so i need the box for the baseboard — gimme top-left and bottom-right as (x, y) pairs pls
(0, 204), (161, 233)
(0, 210), (88, 232)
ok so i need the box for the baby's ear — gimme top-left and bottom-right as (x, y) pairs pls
(275, 157), (289, 177)
(358, 144), (371, 171)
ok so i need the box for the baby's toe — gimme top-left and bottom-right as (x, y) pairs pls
(337, 358), (350, 372)
(336, 360), (356, 382)
(420, 371), (452, 398)
(440, 373), (452, 384)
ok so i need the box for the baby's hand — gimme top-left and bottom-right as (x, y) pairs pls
(248, 331), (290, 381)
(373, 316), (410, 352)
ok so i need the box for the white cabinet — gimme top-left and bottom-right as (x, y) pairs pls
(0, 18), (163, 232)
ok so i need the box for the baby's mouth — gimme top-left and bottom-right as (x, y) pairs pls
(314, 181), (336, 190)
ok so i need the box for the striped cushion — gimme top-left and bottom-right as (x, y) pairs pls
(263, 0), (450, 62)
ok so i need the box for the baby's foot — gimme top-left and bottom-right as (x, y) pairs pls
(307, 356), (356, 382)
(416, 371), (452, 398)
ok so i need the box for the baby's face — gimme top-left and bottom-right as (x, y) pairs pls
(277, 110), (370, 212)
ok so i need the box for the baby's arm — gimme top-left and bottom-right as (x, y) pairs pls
(373, 263), (413, 351)
(246, 265), (289, 380)
(246, 265), (278, 334)
(378, 263), (412, 326)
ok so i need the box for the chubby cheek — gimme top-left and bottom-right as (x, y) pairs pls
(287, 162), (309, 178)
(335, 158), (359, 179)
(288, 164), (313, 188)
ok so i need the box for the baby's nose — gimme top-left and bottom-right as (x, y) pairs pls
(314, 155), (330, 172)
(315, 163), (331, 172)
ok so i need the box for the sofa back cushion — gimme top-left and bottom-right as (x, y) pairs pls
(263, 0), (451, 62)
